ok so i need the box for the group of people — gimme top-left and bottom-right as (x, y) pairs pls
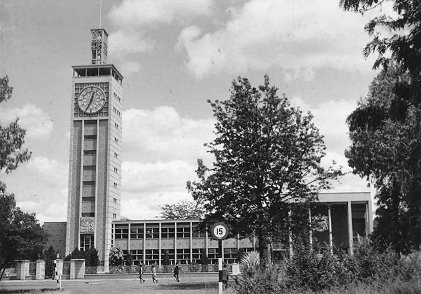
(138, 263), (180, 283)
(138, 263), (229, 289)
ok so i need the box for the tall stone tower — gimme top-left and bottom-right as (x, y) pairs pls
(66, 28), (123, 271)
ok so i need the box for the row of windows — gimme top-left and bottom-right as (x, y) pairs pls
(112, 106), (121, 117)
(114, 225), (203, 239)
(115, 122), (119, 130)
(113, 93), (121, 103)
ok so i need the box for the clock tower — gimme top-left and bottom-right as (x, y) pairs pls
(66, 28), (123, 271)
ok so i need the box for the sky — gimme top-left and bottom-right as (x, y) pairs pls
(0, 0), (383, 223)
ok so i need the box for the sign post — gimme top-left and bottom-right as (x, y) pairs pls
(211, 222), (229, 294)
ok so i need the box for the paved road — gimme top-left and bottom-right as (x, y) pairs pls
(0, 276), (235, 294)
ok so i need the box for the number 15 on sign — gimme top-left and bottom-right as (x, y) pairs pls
(211, 223), (229, 240)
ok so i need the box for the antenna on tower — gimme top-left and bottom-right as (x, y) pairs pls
(99, 0), (103, 28)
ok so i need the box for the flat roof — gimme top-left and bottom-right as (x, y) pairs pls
(72, 64), (124, 80)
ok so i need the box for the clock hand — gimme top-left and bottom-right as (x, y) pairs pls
(86, 92), (95, 111)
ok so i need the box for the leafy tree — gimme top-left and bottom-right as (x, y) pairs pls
(64, 247), (100, 267)
(0, 76), (31, 194)
(0, 194), (48, 280)
(109, 247), (124, 266)
(200, 248), (209, 265)
(43, 245), (58, 278)
(340, 0), (421, 118)
(187, 75), (342, 265)
(346, 65), (421, 254)
(163, 250), (170, 267)
(159, 199), (204, 219)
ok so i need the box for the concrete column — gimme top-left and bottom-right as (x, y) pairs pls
(143, 223), (146, 264)
(205, 229), (208, 256)
(128, 223), (131, 256)
(70, 259), (85, 279)
(347, 201), (354, 255)
(35, 260), (45, 280)
(328, 205), (333, 253)
(189, 221), (193, 264)
(158, 222), (162, 267)
(288, 210), (293, 258)
(237, 234), (240, 250)
(308, 207), (313, 249)
(174, 222), (177, 264)
(15, 260), (30, 280)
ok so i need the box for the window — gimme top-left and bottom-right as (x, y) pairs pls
(115, 123), (119, 129)
(145, 226), (159, 239)
(224, 248), (238, 264)
(161, 225), (175, 238)
(176, 249), (190, 264)
(130, 250), (143, 265)
(113, 213), (117, 219)
(113, 182), (118, 188)
(113, 198), (117, 204)
(81, 212), (95, 217)
(161, 249), (175, 264)
(83, 165), (95, 170)
(208, 248), (220, 264)
(192, 248), (201, 264)
(115, 226), (128, 239)
(192, 223), (202, 238)
(113, 167), (118, 173)
(145, 249), (159, 265)
(114, 137), (119, 143)
(176, 224), (191, 238)
(114, 152), (118, 158)
(130, 227), (144, 239)
(84, 134), (97, 139)
(80, 234), (94, 251)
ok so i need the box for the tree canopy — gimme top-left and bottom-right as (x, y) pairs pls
(346, 65), (421, 253)
(0, 194), (48, 279)
(187, 75), (342, 264)
(159, 199), (205, 219)
(340, 0), (421, 118)
(0, 76), (31, 193)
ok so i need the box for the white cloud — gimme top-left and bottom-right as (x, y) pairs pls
(0, 103), (53, 138)
(177, 0), (375, 79)
(122, 106), (215, 163)
(108, 0), (214, 74)
(121, 191), (190, 219)
(289, 97), (369, 191)
(122, 160), (196, 193)
(26, 156), (67, 187)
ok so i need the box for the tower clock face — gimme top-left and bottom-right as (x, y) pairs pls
(77, 86), (106, 114)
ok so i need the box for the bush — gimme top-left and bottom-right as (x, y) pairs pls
(232, 239), (421, 294)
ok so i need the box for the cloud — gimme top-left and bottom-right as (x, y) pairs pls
(289, 96), (369, 191)
(177, 0), (374, 79)
(122, 106), (215, 163)
(122, 160), (196, 193)
(0, 103), (53, 138)
(108, 0), (213, 73)
(26, 156), (67, 187)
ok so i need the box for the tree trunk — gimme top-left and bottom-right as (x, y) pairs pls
(257, 232), (272, 267)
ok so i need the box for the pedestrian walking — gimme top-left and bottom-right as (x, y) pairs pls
(151, 264), (158, 283)
(173, 263), (180, 282)
(221, 264), (229, 289)
(139, 263), (145, 283)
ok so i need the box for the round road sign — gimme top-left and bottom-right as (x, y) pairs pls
(211, 222), (229, 240)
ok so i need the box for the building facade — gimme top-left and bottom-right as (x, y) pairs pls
(111, 192), (373, 266)
(65, 28), (123, 271)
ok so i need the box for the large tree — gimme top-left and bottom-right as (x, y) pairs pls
(0, 76), (44, 280)
(346, 65), (421, 254)
(340, 0), (421, 118)
(0, 76), (31, 193)
(0, 194), (48, 279)
(159, 199), (205, 219)
(187, 75), (341, 265)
